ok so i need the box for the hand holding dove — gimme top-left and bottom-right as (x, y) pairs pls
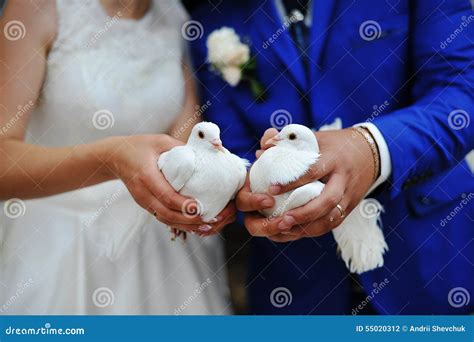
(159, 122), (249, 238)
(238, 125), (387, 273)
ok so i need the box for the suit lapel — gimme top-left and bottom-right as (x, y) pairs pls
(251, 0), (307, 90)
(308, 1), (337, 82)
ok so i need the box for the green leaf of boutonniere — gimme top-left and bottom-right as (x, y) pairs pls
(241, 57), (266, 102)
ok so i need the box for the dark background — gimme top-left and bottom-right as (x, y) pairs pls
(0, 0), (7, 17)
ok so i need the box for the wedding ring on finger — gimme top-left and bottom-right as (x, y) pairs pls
(336, 204), (346, 219)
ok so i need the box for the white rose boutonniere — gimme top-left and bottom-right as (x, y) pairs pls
(207, 27), (266, 101)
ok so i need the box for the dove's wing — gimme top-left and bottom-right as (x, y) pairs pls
(250, 148), (319, 193)
(283, 181), (325, 212)
(223, 152), (249, 199)
(158, 146), (196, 192)
(234, 155), (250, 192)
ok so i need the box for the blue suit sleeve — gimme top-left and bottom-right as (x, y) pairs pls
(373, 0), (474, 198)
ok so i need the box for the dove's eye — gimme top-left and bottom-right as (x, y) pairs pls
(198, 131), (205, 139)
(288, 133), (297, 140)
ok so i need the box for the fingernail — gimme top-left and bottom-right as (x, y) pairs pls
(208, 217), (220, 223)
(278, 216), (295, 230)
(261, 198), (273, 208)
(269, 185), (281, 195)
(199, 224), (212, 232)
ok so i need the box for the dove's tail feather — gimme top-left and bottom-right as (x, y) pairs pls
(332, 199), (388, 274)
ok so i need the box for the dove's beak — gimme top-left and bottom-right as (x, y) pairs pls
(211, 138), (224, 152)
(265, 134), (282, 146)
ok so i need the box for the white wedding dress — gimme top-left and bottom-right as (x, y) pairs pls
(0, 0), (231, 315)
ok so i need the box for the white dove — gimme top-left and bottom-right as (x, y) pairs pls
(249, 124), (388, 274)
(158, 122), (249, 237)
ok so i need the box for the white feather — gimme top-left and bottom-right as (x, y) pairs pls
(159, 122), (249, 222)
(332, 200), (388, 274)
(249, 124), (388, 274)
(158, 146), (196, 191)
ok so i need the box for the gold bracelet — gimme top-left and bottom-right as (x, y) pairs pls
(351, 126), (380, 183)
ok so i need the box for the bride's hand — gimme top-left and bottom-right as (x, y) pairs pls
(102, 134), (223, 233)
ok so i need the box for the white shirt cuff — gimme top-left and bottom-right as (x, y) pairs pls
(354, 122), (392, 194)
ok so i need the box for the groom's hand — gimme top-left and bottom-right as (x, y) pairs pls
(264, 128), (377, 242)
(238, 127), (376, 240)
(235, 176), (282, 236)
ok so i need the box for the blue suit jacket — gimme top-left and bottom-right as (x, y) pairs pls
(189, 0), (474, 314)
